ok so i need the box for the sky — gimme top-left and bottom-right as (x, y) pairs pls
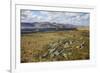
(21, 9), (90, 26)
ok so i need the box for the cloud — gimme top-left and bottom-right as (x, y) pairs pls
(72, 13), (90, 26)
(21, 10), (90, 26)
(21, 10), (37, 22)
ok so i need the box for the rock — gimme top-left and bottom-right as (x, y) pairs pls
(49, 48), (56, 54)
(62, 53), (68, 59)
(76, 45), (80, 49)
(69, 40), (73, 44)
(42, 53), (48, 58)
(68, 52), (72, 55)
(58, 49), (64, 54)
(80, 42), (85, 49)
(63, 42), (69, 48)
(50, 53), (55, 58)
(54, 51), (60, 56)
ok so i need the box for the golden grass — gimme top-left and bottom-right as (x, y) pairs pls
(21, 30), (89, 63)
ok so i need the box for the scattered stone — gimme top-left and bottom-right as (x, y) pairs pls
(76, 45), (80, 49)
(50, 53), (55, 58)
(49, 48), (56, 54)
(62, 53), (68, 59)
(68, 52), (72, 55)
(42, 53), (48, 58)
(54, 51), (60, 56)
(63, 42), (69, 48)
(69, 40), (73, 44)
(41, 38), (87, 61)
(58, 49), (64, 54)
(80, 42), (85, 49)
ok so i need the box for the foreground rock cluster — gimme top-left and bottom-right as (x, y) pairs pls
(39, 38), (88, 61)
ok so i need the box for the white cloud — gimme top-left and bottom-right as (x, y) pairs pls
(21, 10), (89, 26)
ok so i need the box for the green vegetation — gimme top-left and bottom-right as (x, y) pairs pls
(21, 29), (89, 63)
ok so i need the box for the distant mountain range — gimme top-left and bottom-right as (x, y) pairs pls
(21, 22), (78, 33)
(21, 22), (78, 28)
